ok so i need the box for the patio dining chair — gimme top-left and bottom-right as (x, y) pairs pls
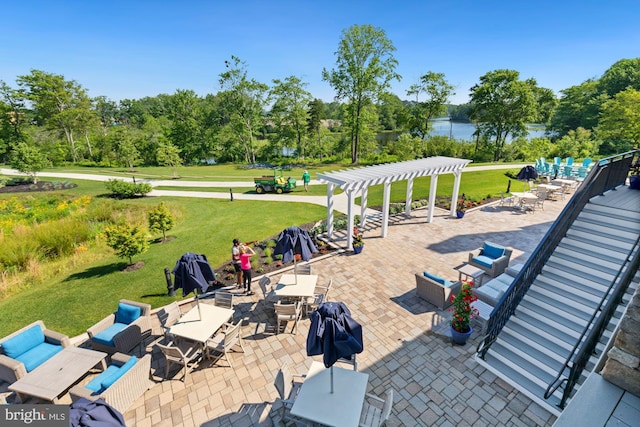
(205, 322), (244, 368)
(258, 276), (279, 306)
(499, 192), (513, 207)
(156, 340), (201, 382)
(304, 279), (333, 316)
(214, 292), (234, 309)
(293, 264), (312, 275)
(274, 301), (302, 334)
(359, 388), (394, 427)
(156, 301), (182, 343)
(273, 361), (309, 426)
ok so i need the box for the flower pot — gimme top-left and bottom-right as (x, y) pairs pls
(456, 211), (465, 219)
(450, 325), (473, 345)
(630, 175), (640, 190)
(353, 245), (364, 254)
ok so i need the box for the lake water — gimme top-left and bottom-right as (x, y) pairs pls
(429, 118), (546, 141)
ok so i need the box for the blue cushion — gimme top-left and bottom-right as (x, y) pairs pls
(101, 356), (137, 390)
(473, 255), (494, 269)
(115, 303), (141, 325)
(92, 323), (128, 346)
(85, 365), (120, 394)
(15, 342), (62, 372)
(423, 271), (451, 286)
(2, 324), (45, 359)
(483, 243), (505, 259)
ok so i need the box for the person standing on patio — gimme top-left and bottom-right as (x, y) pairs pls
(239, 245), (256, 295)
(302, 170), (310, 192)
(232, 238), (242, 288)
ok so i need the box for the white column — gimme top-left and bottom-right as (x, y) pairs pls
(360, 187), (368, 227)
(381, 181), (391, 237)
(326, 184), (335, 238)
(451, 171), (462, 217)
(346, 189), (355, 250)
(405, 177), (414, 216)
(427, 174), (439, 223)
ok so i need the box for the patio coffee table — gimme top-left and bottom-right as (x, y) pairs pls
(456, 263), (485, 286)
(9, 347), (107, 403)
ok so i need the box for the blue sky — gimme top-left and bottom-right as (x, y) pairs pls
(2, 0), (639, 105)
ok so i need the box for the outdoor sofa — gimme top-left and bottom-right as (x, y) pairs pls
(87, 299), (152, 354)
(0, 320), (71, 384)
(474, 263), (524, 306)
(467, 242), (513, 278)
(69, 352), (152, 413)
(414, 272), (462, 310)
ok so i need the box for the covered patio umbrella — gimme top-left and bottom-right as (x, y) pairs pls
(516, 165), (538, 191)
(69, 398), (126, 427)
(306, 301), (363, 393)
(171, 252), (216, 319)
(273, 226), (318, 283)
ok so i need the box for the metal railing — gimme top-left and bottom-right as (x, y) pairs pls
(476, 150), (638, 360)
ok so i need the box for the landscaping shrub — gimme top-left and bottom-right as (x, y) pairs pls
(105, 179), (152, 199)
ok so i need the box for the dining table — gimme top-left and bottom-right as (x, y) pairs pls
(290, 361), (369, 427)
(273, 273), (318, 299)
(168, 303), (234, 349)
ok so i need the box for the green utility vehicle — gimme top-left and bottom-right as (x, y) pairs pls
(254, 169), (297, 194)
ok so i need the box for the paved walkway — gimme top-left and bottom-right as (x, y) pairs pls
(112, 197), (565, 426)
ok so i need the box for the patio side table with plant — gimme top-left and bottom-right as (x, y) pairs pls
(449, 281), (479, 345)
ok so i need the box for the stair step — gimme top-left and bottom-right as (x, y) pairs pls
(520, 293), (592, 327)
(582, 202), (640, 225)
(576, 211), (640, 235)
(553, 246), (626, 273)
(543, 262), (613, 289)
(559, 238), (628, 263)
(566, 228), (635, 252)
(570, 222), (637, 245)
(491, 340), (563, 385)
(516, 303), (589, 336)
(528, 284), (599, 312)
(508, 315), (576, 353)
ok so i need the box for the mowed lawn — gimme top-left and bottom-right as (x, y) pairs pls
(0, 164), (519, 337)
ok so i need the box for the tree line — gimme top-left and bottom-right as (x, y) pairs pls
(1, 24), (638, 175)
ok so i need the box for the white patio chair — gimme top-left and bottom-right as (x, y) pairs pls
(205, 322), (244, 368)
(294, 264), (312, 275)
(336, 353), (358, 371)
(156, 301), (183, 343)
(359, 388), (394, 427)
(214, 292), (234, 309)
(273, 361), (310, 426)
(304, 279), (333, 316)
(156, 340), (200, 382)
(258, 276), (279, 305)
(274, 301), (302, 334)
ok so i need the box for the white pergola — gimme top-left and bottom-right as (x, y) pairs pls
(316, 157), (472, 249)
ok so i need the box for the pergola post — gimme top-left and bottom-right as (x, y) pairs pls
(451, 171), (462, 217)
(327, 183), (335, 238)
(427, 174), (439, 223)
(405, 177), (414, 216)
(346, 189), (355, 249)
(381, 181), (391, 237)
(360, 187), (368, 228)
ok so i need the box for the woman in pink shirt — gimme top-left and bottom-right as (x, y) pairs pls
(239, 245), (256, 295)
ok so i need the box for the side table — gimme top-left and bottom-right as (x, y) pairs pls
(471, 299), (494, 333)
(456, 263), (485, 286)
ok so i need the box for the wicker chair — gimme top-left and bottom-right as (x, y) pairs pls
(87, 299), (152, 354)
(69, 353), (152, 413)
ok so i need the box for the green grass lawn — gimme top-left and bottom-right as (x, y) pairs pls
(0, 163), (519, 338)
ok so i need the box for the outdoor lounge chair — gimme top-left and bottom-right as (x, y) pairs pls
(414, 272), (462, 310)
(87, 299), (152, 355)
(69, 353), (152, 413)
(467, 242), (513, 278)
(0, 320), (71, 384)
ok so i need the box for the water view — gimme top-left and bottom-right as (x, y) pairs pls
(429, 118), (546, 141)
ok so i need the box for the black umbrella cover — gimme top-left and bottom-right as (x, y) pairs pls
(306, 301), (363, 368)
(273, 226), (318, 264)
(516, 165), (538, 181)
(69, 398), (126, 427)
(171, 252), (216, 297)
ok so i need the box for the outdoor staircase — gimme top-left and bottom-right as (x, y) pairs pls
(475, 186), (640, 417)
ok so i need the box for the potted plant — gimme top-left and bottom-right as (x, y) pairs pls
(449, 281), (479, 345)
(352, 227), (364, 254)
(456, 193), (467, 218)
(629, 159), (640, 190)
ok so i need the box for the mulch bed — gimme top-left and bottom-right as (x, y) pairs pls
(0, 180), (78, 193)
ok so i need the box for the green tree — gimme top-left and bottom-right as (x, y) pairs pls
(598, 58), (640, 97)
(166, 89), (209, 164)
(0, 81), (28, 159)
(322, 24), (400, 163)
(218, 56), (269, 164)
(103, 223), (149, 265)
(386, 133), (420, 161)
(16, 69), (95, 162)
(147, 202), (176, 241)
(10, 142), (49, 183)
(548, 80), (606, 137)
(156, 141), (182, 178)
(553, 127), (601, 158)
(110, 126), (140, 172)
(468, 69), (539, 161)
(596, 88), (640, 153)
(376, 92), (405, 130)
(269, 76), (312, 159)
(406, 72), (455, 140)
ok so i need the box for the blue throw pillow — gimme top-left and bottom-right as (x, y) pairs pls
(423, 271), (446, 285)
(115, 303), (141, 325)
(101, 356), (137, 390)
(2, 324), (45, 359)
(483, 242), (505, 259)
